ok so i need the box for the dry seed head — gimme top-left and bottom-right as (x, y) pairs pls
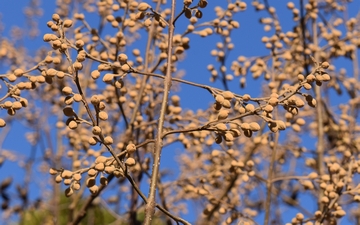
(14, 69), (24, 77)
(88, 137), (97, 145)
(104, 166), (115, 174)
(245, 103), (255, 112)
(224, 132), (234, 141)
(89, 185), (99, 195)
(98, 111), (108, 120)
(95, 163), (105, 171)
(215, 94), (225, 104)
(103, 73), (114, 83)
(125, 157), (136, 166)
(52, 13), (60, 22)
(216, 123), (227, 131)
(91, 70), (100, 79)
(68, 120), (78, 129)
(217, 110), (229, 120)
(222, 91), (234, 99)
(62, 174), (74, 182)
(118, 53), (128, 64)
(138, 2), (151, 11)
(249, 122), (261, 131)
(73, 173), (82, 181)
(65, 187), (73, 197)
(95, 156), (107, 164)
(296, 118), (306, 126)
(121, 64), (130, 71)
(222, 100), (231, 108)
(73, 94), (82, 102)
(88, 168), (97, 177)
(63, 19), (73, 28)
(0, 118), (6, 127)
(55, 175), (62, 183)
(103, 136), (113, 145)
(126, 143), (136, 154)
(61, 170), (73, 179)
(49, 168), (58, 175)
(92, 126), (102, 135)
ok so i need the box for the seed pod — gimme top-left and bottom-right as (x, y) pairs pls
(243, 129), (252, 137)
(86, 178), (96, 187)
(268, 97), (278, 106)
(63, 19), (73, 28)
(98, 111), (108, 120)
(95, 156), (107, 164)
(49, 168), (58, 175)
(95, 163), (105, 171)
(68, 120), (78, 129)
(104, 166), (115, 174)
(321, 61), (330, 69)
(292, 124), (301, 132)
(125, 157), (136, 166)
(14, 69), (24, 77)
(89, 185), (99, 195)
(65, 187), (73, 197)
(195, 10), (203, 19)
(264, 104), (273, 113)
(52, 13), (60, 22)
(249, 122), (260, 131)
(12, 102), (22, 110)
(185, 8), (192, 19)
(296, 118), (305, 126)
(222, 99), (231, 108)
(73, 182), (81, 190)
(240, 123), (250, 130)
(103, 136), (113, 145)
(138, 2), (150, 11)
(73, 94), (82, 102)
(61, 170), (73, 179)
(88, 169), (97, 177)
(198, 0), (207, 8)
(222, 91), (234, 100)
(113, 169), (124, 178)
(121, 64), (130, 71)
(103, 73), (114, 83)
(118, 53), (128, 64)
(92, 126), (102, 135)
(88, 137), (97, 145)
(217, 110), (229, 120)
(245, 103), (255, 112)
(215, 135), (222, 144)
(91, 70), (100, 79)
(55, 175), (63, 183)
(100, 176), (108, 186)
(224, 132), (234, 141)
(126, 143), (136, 154)
(215, 94), (225, 104)
(216, 123), (227, 131)
(73, 173), (82, 181)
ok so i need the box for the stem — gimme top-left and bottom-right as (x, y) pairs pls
(144, 0), (176, 223)
(264, 132), (279, 225)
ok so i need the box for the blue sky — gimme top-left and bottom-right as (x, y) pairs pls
(1, 0), (360, 224)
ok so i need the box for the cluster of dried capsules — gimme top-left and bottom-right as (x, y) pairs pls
(49, 143), (137, 197)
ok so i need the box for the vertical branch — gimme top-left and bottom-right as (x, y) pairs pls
(313, 13), (325, 209)
(144, 0), (176, 224)
(264, 132), (279, 225)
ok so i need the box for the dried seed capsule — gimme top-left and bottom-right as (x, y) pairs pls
(100, 176), (108, 186)
(138, 2), (150, 11)
(126, 143), (136, 154)
(88, 168), (97, 177)
(14, 69), (24, 77)
(62, 86), (72, 95)
(98, 111), (108, 120)
(73, 94), (82, 102)
(95, 156), (107, 164)
(92, 126), (102, 135)
(63, 19), (73, 28)
(118, 53), (128, 64)
(215, 94), (225, 104)
(224, 132), (234, 141)
(103, 73), (114, 83)
(91, 70), (100, 79)
(245, 103), (255, 112)
(125, 157), (136, 166)
(103, 136), (113, 145)
(49, 168), (58, 175)
(217, 110), (229, 120)
(249, 122), (260, 131)
(216, 123), (227, 131)
(68, 120), (78, 129)
(222, 91), (234, 100)
(86, 178), (96, 187)
(222, 100), (231, 108)
(95, 163), (105, 171)
(73, 173), (82, 181)
(55, 175), (63, 183)
(61, 170), (73, 179)
(88, 137), (97, 145)
(89, 185), (99, 195)
(65, 187), (73, 197)
(240, 123), (250, 130)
